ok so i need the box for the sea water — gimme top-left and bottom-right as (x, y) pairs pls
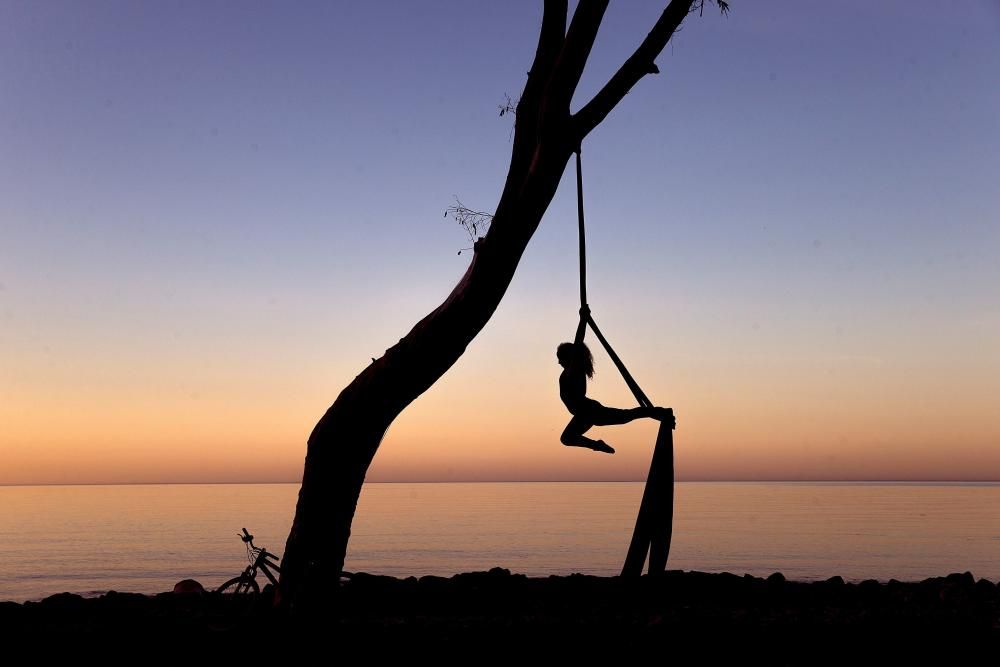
(0, 482), (997, 602)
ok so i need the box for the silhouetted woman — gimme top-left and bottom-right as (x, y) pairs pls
(558, 307), (674, 454)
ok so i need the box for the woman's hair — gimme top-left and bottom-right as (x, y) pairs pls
(557, 341), (594, 379)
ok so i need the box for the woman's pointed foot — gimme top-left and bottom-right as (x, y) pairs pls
(591, 440), (615, 454)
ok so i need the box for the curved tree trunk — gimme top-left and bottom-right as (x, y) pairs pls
(278, 147), (572, 608)
(278, 0), (706, 611)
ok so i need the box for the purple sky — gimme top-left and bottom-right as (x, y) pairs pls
(2, 1), (999, 484)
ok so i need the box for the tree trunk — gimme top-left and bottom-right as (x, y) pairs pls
(278, 144), (575, 608)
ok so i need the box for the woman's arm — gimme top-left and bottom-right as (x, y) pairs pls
(574, 305), (590, 344)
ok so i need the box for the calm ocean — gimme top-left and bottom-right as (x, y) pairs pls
(1, 482), (997, 602)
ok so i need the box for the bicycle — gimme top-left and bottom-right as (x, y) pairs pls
(217, 527), (281, 596)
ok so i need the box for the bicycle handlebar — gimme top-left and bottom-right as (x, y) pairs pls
(240, 527), (254, 545)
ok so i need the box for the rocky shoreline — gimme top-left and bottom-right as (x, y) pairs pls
(3, 569), (998, 665)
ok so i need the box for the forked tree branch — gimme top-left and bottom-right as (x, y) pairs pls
(572, 0), (697, 141)
(545, 0), (609, 127)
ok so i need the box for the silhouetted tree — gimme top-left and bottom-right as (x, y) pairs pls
(278, 0), (729, 610)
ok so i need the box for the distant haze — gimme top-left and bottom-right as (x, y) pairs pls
(2, 1), (998, 485)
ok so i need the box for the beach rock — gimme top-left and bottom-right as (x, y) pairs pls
(172, 579), (206, 595)
(766, 572), (786, 585)
(934, 572), (978, 604)
(945, 571), (975, 588)
(886, 578), (907, 600)
(824, 575), (845, 586)
(0, 600), (21, 621)
(858, 579), (881, 595)
(715, 571), (744, 589)
(452, 567), (512, 584)
(38, 592), (87, 610)
(974, 578), (995, 595)
(96, 591), (154, 616)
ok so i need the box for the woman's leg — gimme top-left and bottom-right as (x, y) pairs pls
(561, 404), (674, 454)
(561, 415), (614, 453)
(589, 404), (676, 428)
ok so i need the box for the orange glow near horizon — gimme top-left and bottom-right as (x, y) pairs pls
(4, 322), (999, 485)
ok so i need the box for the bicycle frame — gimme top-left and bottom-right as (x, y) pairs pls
(244, 546), (281, 588)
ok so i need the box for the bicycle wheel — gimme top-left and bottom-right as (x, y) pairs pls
(217, 575), (260, 596)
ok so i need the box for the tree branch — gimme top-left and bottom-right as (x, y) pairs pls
(500, 0), (567, 204)
(572, 0), (696, 141)
(545, 0), (609, 126)
(521, 0), (567, 109)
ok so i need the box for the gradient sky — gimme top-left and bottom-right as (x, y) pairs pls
(2, 1), (998, 485)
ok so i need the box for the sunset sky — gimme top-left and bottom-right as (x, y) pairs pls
(2, 1), (998, 485)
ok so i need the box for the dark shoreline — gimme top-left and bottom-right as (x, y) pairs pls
(4, 569), (998, 665)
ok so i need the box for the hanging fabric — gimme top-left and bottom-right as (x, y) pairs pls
(571, 146), (675, 577)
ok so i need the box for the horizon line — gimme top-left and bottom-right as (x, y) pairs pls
(2, 478), (999, 488)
